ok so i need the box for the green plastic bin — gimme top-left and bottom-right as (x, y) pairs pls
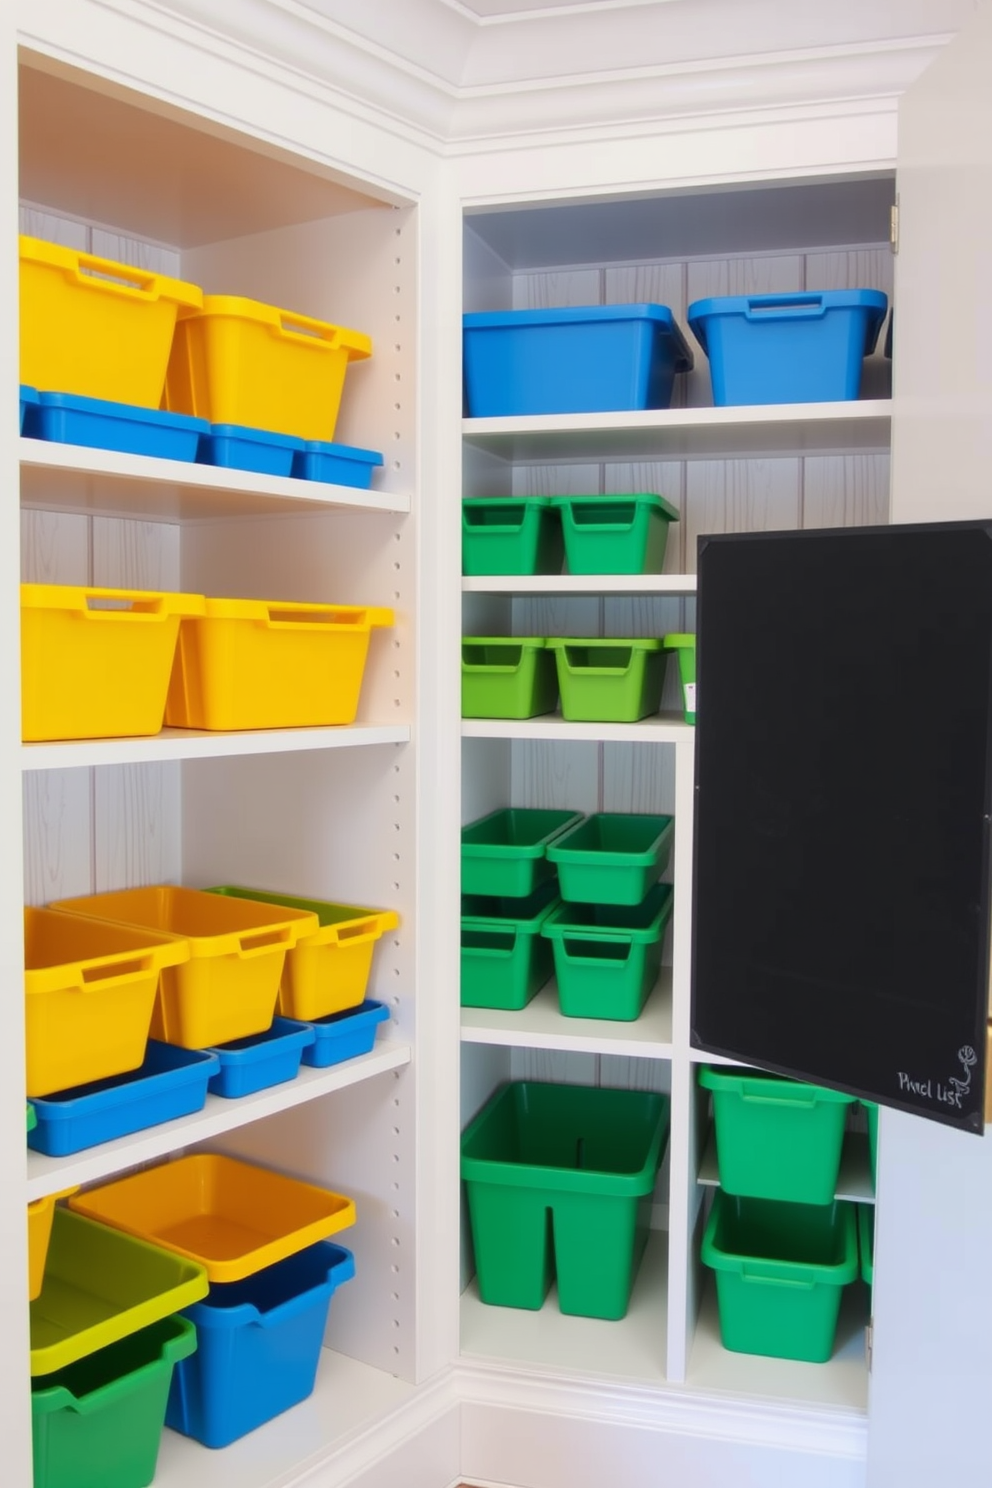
(462, 637), (559, 720)
(461, 882), (560, 1010)
(551, 493), (679, 575)
(28, 1102), (37, 1135)
(699, 1066), (855, 1205)
(662, 633), (695, 723)
(702, 1190), (858, 1362)
(858, 1202), (874, 1288)
(32, 1316), (196, 1488)
(462, 1081), (670, 1319)
(463, 497), (564, 576)
(461, 808), (583, 898)
(548, 637), (669, 723)
(546, 811), (674, 905)
(542, 883), (673, 1021)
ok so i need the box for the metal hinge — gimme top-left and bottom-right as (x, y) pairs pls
(890, 200), (900, 255)
(865, 1319), (874, 1372)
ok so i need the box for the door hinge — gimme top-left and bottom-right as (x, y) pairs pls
(865, 1319), (874, 1372)
(890, 200), (900, 255)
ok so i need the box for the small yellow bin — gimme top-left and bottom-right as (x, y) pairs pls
(24, 907), (191, 1098)
(163, 295), (372, 442)
(51, 886), (319, 1050)
(19, 236), (202, 407)
(22, 585), (207, 742)
(165, 598), (394, 731)
(27, 1188), (78, 1302)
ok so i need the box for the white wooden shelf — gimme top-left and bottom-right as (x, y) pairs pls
(696, 1127), (875, 1205)
(460, 973), (673, 1057)
(20, 439), (410, 521)
(462, 714), (690, 744)
(27, 1039), (411, 1202)
(463, 574), (697, 596)
(462, 400), (892, 464)
(21, 723), (411, 771)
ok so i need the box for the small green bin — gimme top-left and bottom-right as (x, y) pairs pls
(542, 883), (673, 1021)
(551, 493), (679, 575)
(32, 1316), (196, 1488)
(462, 1081), (670, 1319)
(27, 1102), (37, 1135)
(699, 1066), (855, 1205)
(548, 637), (668, 723)
(461, 807), (583, 898)
(662, 633), (695, 723)
(702, 1191), (858, 1363)
(547, 811), (674, 904)
(461, 882), (560, 1010)
(463, 497), (564, 577)
(462, 637), (559, 720)
(858, 1202), (874, 1288)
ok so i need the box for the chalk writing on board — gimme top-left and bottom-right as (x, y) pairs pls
(896, 1045), (978, 1111)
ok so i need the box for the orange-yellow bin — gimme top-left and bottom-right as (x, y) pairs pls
(27, 1189), (78, 1302)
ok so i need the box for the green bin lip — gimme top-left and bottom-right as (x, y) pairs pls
(547, 812), (674, 871)
(702, 1191), (859, 1288)
(461, 807), (585, 859)
(661, 633), (695, 650)
(206, 886), (384, 928)
(550, 492), (681, 523)
(31, 1315), (197, 1417)
(542, 881), (674, 944)
(547, 636), (664, 657)
(697, 1065), (857, 1106)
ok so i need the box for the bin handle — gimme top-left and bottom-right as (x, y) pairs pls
(744, 294), (827, 321)
(263, 606), (389, 631)
(333, 917), (383, 945)
(560, 935), (632, 962)
(270, 308), (372, 361)
(237, 927), (293, 957)
(740, 1265), (816, 1290)
(563, 645), (633, 672)
(570, 502), (636, 532)
(80, 590), (172, 621)
(463, 505), (527, 533)
(69, 251), (168, 303)
(80, 955), (155, 986)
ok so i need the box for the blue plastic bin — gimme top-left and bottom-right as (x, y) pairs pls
(687, 290), (888, 406)
(463, 304), (694, 417)
(27, 1043), (219, 1158)
(198, 423), (304, 476)
(166, 1241), (355, 1447)
(30, 393), (208, 460)
(291, 441), (384, 488)
(20, 385), (39, 434)
(206, 1017), (316, 1099)
(295, 999), (390, 1069)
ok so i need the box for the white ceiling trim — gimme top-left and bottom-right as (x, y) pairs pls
(439, 0), (686, 23)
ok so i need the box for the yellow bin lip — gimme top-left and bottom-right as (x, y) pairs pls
(189, 598), (394, 630)
(176, 294), (372, 362)
(49, 886), (319, 961)
(206, 888), (399, 950)
(21, 584), (207, 619)
(19, 236), (203, 311)
(24, 906), (191, 998)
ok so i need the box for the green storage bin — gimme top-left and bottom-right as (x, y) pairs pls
(542, 883), (673, 1021)
(462, 637), (559, 720)
(548, 637), (668, 723)
(546, 811), (674, 905)
(28, 1102), (37, 1135)
(662, 633), (695, 723)
(858, 1202), (874, 1287)
(461, 1081), (670, 1319)
(461, 882), (560, 1010)
(32, 1316), (196, 1488)
(702, 1191), (858, 1363)
(463, 497), (564, 576)
(551, 493), (679, 575)
(461, 807), (583, 898)
(699, 1066), (856, 1205)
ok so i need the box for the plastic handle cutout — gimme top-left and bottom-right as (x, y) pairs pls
(266, 608), (365, 628)
(237, 928), (291, 956)
(745, 294), (826, 320)
(80, 956), (153, 984)
(73, 253), (159, 299)
(84, 593), (166, 617)
(277, 311), (338, 345)
(335, 919), (378, 943)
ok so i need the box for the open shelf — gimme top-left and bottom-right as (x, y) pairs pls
(461, 972), (673, 1057)
(696, 1127), (875, 1205)
(22, 723), (411, 771)
(463, 574), (697, 596)
(462, 715), (690, 744)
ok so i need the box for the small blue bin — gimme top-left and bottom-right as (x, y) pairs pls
(291, 441), (384, 489)
(206, 1017), (316, 1099)
(30, 393), (208, 460)
(166, 1241), (355, 1448)
(198, 424), (304, 477)
(687, 290), (888, 406)
(463, 304), (694, 417)
(20, 385), (39, 434)
(294, 999), (390, 1070)
(27, 1043), (219, 1157)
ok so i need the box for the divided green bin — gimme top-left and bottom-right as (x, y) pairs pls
(462, 497), (564, 576)
(462, 1081), (670, 1319)
(551, 493), (679, 575)
(548, 637), (668, 723)
(461, 882), (559, 1010)
(662, 633), (696, 723)
(547, 811), (674, 905)
(462, 637), (559, 719)
(542, 883), (673, 1021)
(461, 808), (583, 898)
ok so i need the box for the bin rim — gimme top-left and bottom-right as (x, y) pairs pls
(463, 303), (694, 372)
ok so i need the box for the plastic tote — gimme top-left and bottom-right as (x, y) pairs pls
(461, 1082), (670, 1318)
(164, 295), (372, 442)
(31, 393), (208, 462)
(702, 1191), (859, 1362)
(165, 597), (394, 731)
(197, 423), (303, 477)
(19, 236), (202, 407)
(295, 999), (390, 1068)
(21, 584), (206, 742)
(32, 1316), (196, 1488)
(50, 886), (319, 1050)
(166, 1241), (354, 1448)
(206, 1018), (315, 1099)
(462, 498), (564, 578)
(463, 304), (694, 417)
(698, 1066), (856, 1205)
(31, 1209), (208, 1377)
(461, 882), (560, 1011)
(551, 494), (680, 576)
(69, 1154), (356, 1283)
(461, 807), (583, 898)
(548, 637), (668, 723)
(462, 637), (559, 720)
(292, 441), (384, 489)
(542, 883), (674, 1022)
(28, 1189), (78, 1302)
(662, 634), (696, 723)
(687, 289), (888, 406)
(546, 811), (674, 905)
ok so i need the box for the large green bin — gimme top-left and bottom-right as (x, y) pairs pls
(546, 811), (674, 904)
(542, 883), (673, 1021)
(461, 807), (583, 898)
(551, 493), (679, 575)
(461, 883), (559, 1010)
(463, 497), (564, 577)
(548, 637), (668, 722)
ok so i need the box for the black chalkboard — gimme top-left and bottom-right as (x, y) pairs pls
(691, 522), (992, 1132)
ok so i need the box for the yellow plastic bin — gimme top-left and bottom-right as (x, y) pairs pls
(24, 907), (191, 1098)
(27, 1189), (78, 1303)
(164, 296), (372, 442)
(19, 237), (202, 407)
(21, 586), (206, 743)
(165, 598), (394, 731)
(49, 887), (319, 1050)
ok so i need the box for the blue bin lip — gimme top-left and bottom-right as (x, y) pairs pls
(183, 1241), (355, 1329)
(463, 303), (694, 372)
(207, 423), (305, 451)
(289, 998), (391, 1036)
(27, 1042), (219, 1123)
(35, 391), (210, 432)
(687, 289), (889, 355)
(299, 439), (384, 466)
(208, 1016), (316, 1063)
(20, 384), (40, 405)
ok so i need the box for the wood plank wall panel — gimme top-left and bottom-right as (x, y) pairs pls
(803, 454), (891, 530)
(683, 458), (801, 573)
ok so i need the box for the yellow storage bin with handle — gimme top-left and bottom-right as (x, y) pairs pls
(51, 887), (319, 1050)
(163, 295), (372, 442)
(27, 1189), (78, 1302)
(22, 585), (207, 742)
(165, 598), (394, 731)
(19, 236), (202, 407)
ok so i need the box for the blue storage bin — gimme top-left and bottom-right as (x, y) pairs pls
(198, 423), (304, 476)
(27, 1043), (218, 1158)
(294, 999), (390, 1070)
(463, 304), (694, 417)
(20, 385), (39, 434)
(291, 441), (384, 488)
(206, 1017), (316, 1099)
(687, 290), (888, 406)
(31, 393), (208, 460)
(166, 1241), (355, 1447)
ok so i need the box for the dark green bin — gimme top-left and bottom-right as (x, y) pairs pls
(463, 497), (564, 577)
(462, 637), (559, 719)
(548, 637), (668, 722)
(858, 1202), (874, 1288)
(551, 493), (679, 575)
(461, 807), (583, 898)
(542, 883), (673, 1021)
(546, 811), (674, 904)
(461, 882), (559, 1010)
